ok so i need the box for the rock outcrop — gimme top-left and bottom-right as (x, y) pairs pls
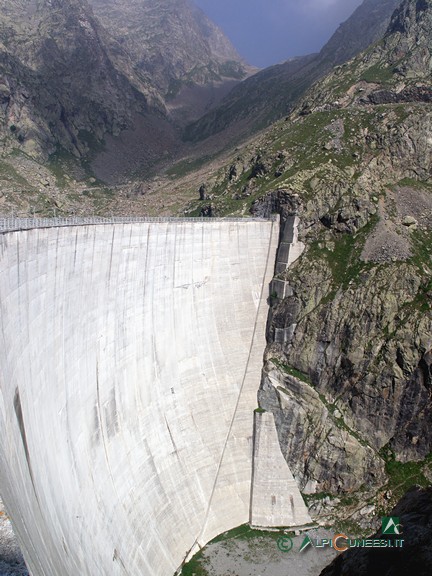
(89, 0), (248, 96)
(0, 0), (162, 160)
(258, 362), (386, 494)
(320, 487), (432, 576)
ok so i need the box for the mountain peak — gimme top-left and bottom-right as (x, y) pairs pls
(388, 0), (431, 33)
(0, 0), (248, 165)
(88, 0), (248, 96)
(182, 0), (404, 144)
(297, 0), (431, 114)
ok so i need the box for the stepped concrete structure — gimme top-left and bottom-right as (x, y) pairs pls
(271, 215), (305, 301)
(0, 217), (310, 576)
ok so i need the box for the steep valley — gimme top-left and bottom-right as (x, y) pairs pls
(0, 0), (431, 574)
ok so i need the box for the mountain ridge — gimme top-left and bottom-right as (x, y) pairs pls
(0, 0), (418, 217)
(183, 0), (403, 143)
(89, 0), (248, 95)
(0, 0), (164, 160)
(0, 0), (250, 165)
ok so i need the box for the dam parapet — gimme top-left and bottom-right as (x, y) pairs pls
(0, 215), (276, 233)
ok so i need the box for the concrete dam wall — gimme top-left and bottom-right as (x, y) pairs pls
(0, 218), (309, 576)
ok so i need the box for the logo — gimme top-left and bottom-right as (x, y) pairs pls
(276, 522), (405, 555)
(299, 535), (313, 552)
(297, 531), (404, 553)
(382, 517), (402, 535)
(299, 534), (349, 552)
(277, 535), (293, 552)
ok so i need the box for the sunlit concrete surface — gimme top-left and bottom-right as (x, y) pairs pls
(0, 219), (278, 576)
(250, 412), (312, 528)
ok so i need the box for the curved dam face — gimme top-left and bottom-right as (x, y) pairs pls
(0, 219), (279, 576)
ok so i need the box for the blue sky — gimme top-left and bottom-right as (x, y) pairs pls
(194, 0), (364, 68)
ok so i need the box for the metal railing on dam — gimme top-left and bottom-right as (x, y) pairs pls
(0, 215), (276, 233)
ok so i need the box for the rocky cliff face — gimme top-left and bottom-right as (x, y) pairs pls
(89, 0), (247, 95)
(270, 0), (432, 501)
(0, 0), (248, 168)
(0, 0), (164, 160)
(185, 0), (432, 527)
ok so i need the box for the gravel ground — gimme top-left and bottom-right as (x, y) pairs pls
(361, 185), (432, 263)
(361, 196), (412, 263)
(0, 501), (28, 576)
(392, 185), (432, 229)
(187, 528), (338, 576)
